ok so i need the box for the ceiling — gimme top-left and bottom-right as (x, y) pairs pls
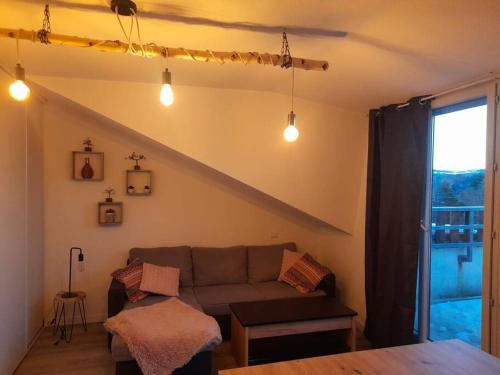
(1, 0), (500, 110)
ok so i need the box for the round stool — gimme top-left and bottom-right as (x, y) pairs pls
(51, 291), (87, 344)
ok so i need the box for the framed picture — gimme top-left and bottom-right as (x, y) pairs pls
(73, 151), (104, 181)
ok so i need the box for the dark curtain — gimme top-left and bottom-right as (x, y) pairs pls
(364, 97), (431, 348)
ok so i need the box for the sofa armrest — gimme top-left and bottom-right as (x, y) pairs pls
(108, 278), (126, 318)
(317, 272), (336, 297)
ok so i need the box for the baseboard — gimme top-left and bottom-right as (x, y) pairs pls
(27, 320), (45, 350)
(86, 313), (107, 323)
(44, 312), (107, 325)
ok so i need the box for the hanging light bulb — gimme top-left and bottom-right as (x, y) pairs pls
(160, 68), (174, 106)
(283, 66), (299, 142)
(283, 111), (299, 142)
(9, 63), (30, 102)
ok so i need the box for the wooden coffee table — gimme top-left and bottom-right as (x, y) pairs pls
(229, 296), (357, 367)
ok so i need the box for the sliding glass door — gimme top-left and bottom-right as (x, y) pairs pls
(417, 95), (492, 349)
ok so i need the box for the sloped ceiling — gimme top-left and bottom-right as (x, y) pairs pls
(1, 0), (500, 110)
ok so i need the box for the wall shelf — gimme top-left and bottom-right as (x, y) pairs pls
(126, 170), (152, 196)
(98, 202), (123, 226)
(72, 151), (104, 181)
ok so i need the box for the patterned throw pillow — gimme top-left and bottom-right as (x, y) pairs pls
(281, 253), (330, 293)
(140, 263), (180, 297)
(111, 258), (148, 303)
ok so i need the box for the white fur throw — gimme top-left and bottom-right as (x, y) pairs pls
(104, 298), (222, 375)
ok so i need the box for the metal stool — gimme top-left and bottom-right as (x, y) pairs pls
(51, 291), (87, 344)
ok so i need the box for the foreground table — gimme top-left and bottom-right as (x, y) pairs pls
(219, 339), (500, 375)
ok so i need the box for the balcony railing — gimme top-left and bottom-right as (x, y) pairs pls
(431, 206), (483, 264)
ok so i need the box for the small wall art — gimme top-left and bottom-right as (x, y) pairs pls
(98, 188), (123, 226)
(125, 152), (152, 196)
(73, 138), (104, 181)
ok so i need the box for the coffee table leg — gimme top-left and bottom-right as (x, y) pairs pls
(231, 312), (248, 367)
(349, 318), (356, 351)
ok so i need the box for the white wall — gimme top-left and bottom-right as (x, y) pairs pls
(33, 77), (367, 234)
(26, 97), (45, 344)
(42, 97), (367, 325)
(42, 100), (317, 322)
(0, 74), (44, 374)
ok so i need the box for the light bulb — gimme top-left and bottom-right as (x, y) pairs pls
(283, 111), (299, 142)
(160, 83), (174, 106)
(9, 64), (30, 102)
(78, 261), (85, 272)
(9, 80), (30, 101)
(160, 68), (174, 106)
(284, 125), (299, 142)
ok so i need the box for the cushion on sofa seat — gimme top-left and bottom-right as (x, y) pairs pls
(129, 246), (193, 287)
(251, 281), (326, 300)
(123, 287), (202, 312)
(192, 246), (247, 286)
(247, 242), (297, 283)
(193, 283), (262, 315)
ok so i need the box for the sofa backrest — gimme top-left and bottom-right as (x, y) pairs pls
(128, 242), (298, 287)
(191, 246), (247, 286)
(129, 246), (193, 287)
(247, 242), (297, 283)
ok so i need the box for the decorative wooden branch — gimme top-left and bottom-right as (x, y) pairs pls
(0, 27), (329, 71)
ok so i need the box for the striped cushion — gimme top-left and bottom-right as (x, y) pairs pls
(111, 258), (148, 303)
(281, 253), (330, 293)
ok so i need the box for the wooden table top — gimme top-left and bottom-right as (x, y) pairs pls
(230, 297), (357, 327)
(219, 340), (500, 375)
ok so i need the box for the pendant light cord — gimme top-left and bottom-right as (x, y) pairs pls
(16, 37), (20, 64)
(115, 7), (147, 57)
(291, 67), (295, 112)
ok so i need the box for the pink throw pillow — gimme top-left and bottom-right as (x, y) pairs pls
(140, 263), (180, 297)
(278, 249), (303, 281)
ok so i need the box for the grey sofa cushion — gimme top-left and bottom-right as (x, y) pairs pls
(247, 242), (297, 283)
(194, 284), (262, 315)
(129, 246), (193, 287)
(192, 246), (247, 286)
(251, 281), (326, 300)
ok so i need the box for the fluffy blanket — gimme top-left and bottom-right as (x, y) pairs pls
(104, 298), (222, 375)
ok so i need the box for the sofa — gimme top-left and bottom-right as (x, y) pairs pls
(107, 242), (336, 375)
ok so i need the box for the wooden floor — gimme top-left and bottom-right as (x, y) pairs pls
(14, 323), (368, 375)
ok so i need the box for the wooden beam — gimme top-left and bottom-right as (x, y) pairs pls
(0, 28), (329, 72)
